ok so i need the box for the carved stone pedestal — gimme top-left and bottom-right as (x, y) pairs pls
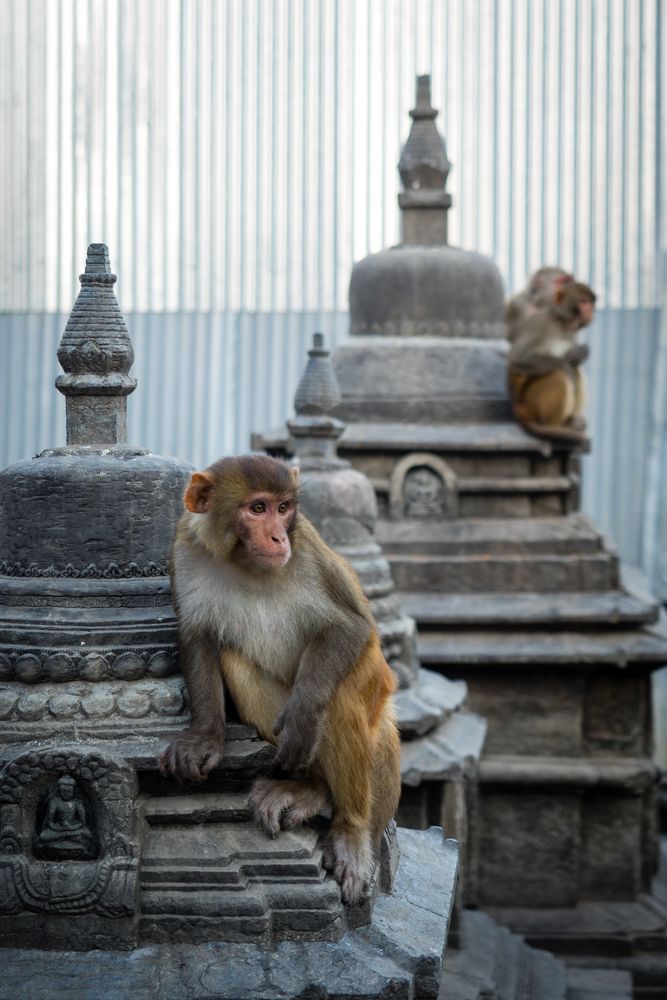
(0, 246), (460, 999)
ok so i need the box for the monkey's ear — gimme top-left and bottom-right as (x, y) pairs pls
(184, 472), (216, 514)
(289, 466), (301, 489)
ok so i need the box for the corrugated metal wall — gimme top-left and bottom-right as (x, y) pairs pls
(1, 0), (666, 597)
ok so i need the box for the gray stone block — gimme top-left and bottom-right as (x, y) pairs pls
(0, 827), (459, 1000)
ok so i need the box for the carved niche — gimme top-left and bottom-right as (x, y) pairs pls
(389, 453), (459, 520)
(0, 747), (138, 920)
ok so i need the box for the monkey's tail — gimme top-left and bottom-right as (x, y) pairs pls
(519, 419), (587, 444)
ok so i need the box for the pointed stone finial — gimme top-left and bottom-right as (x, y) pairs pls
(288, 334), (346, 468)
(56, 244), (137, 446)
(398, 75), (452, 245)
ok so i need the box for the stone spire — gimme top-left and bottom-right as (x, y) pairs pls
(56, 243), (137, 446)
(398, 75), (452, 246)
(288, 333), (346, 468)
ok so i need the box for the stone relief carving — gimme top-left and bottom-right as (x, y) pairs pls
(389, 452), (459, 519)
(0, 748), (138, 918)
(0, 677), (186, 724)
(404, 467), (446, 517)
(0, 560), (168, 578)
(0, 648), (179, 683)
(37, 775), (96, 860)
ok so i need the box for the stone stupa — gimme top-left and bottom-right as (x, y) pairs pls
(258, 75), (667, 973)
(0, 245), (459, 1000)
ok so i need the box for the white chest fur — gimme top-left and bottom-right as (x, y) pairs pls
(174, 544), (330, 683)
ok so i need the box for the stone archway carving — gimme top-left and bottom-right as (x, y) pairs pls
(389, 452), (459, 520)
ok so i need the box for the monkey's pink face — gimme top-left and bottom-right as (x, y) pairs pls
(578, 298), (595, 328)
(235, 494), (295, 570)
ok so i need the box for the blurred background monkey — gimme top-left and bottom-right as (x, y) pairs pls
(159, 454), (401, 905)
(508, 281), (597, 442)
(505, 266), (574, 343)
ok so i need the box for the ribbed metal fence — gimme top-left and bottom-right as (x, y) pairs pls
(1, 0), (666, 601)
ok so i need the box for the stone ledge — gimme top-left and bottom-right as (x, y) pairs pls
(401, 712), (486, 787)
(394, 668), (467, 736)
(255, 421), (577, 456)
(417, 619), (667, 667)
(0, 827), (459, 1000)
(398, 589), (659, 627)
(479, 755), (658, 791)
(378, 513), (605, 554)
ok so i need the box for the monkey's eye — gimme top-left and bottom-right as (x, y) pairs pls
(278, 501), (292, 514)
(249, 501), (266, 514)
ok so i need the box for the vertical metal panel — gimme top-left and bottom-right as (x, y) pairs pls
(0, 0), (665, 594)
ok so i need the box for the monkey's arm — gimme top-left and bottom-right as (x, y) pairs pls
(508, 353), (573, 377)
(272, 611), (372, 774)
(158, 634), (226, 781)
(272, 523), (374, 774)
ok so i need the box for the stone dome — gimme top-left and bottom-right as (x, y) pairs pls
(349, 74), (505, 341)
(350, 245), (505, 338)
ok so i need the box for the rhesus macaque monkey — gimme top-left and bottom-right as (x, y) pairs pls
(505, 266), (574, 343)
(159, 455), (401, 905)
(507, 281), (596, 442)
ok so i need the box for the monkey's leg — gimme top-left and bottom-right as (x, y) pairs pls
(369, 710), (402, 848)
(521, 370), (575, 426)
(221, 651), (332, 836)
(318, 692), (375, 905)
(568, 369), (588, 430)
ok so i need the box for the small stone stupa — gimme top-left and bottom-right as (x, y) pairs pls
(0, 246), (460, 1000)
(258, 332), (487, 903)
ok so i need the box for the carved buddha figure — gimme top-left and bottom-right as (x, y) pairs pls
(38, 775), (95, 859)
(404, 467), (444, 517)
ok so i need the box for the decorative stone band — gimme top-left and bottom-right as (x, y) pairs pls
(350, 319), (505, 338)
(0, 646), (178, 683)
(0, 676), (186, 723)
(0, 560), (168, 579)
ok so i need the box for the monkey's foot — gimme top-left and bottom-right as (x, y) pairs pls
(250, 777), (331, 838)
(322, 828), (373, 905)
(158, 730), (224, 783)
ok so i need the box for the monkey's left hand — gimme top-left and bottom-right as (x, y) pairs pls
(272, 700), (323, 776)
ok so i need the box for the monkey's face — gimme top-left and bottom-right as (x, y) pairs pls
(577, 296), (595, 328)
(233, 493), (296, 570)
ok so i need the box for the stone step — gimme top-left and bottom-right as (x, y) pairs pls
(398, 589), (659, 628)
(388, 551), (619, 594)
(401, 711), (486, 787)
(487, 898), (667, 957)
(140, 816), (347, 945)
(417, 620), (667, 668)
(565, 966), (634, 999)
(377, 514), (605, 556)
(394, 668), (468, 736)
(441, 909), (569, 999)
(144, 790), (252, 825)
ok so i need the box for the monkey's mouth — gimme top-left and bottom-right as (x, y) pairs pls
(254, 549), (291, 568)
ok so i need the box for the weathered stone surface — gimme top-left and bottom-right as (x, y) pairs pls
(441, 910), (571, 1000)
(0, 828), (458, 1000)
(401, 712), (486, 787)
(565, 967), (633, 1000)
(394, 669), (467, 737)
(398, 589), (659, 627)
(417, 621), (667, 667)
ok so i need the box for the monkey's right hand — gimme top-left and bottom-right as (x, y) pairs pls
(565, 344), (589, 366)
(272, 702), (322, 777)
(158, 729), (224, 782)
